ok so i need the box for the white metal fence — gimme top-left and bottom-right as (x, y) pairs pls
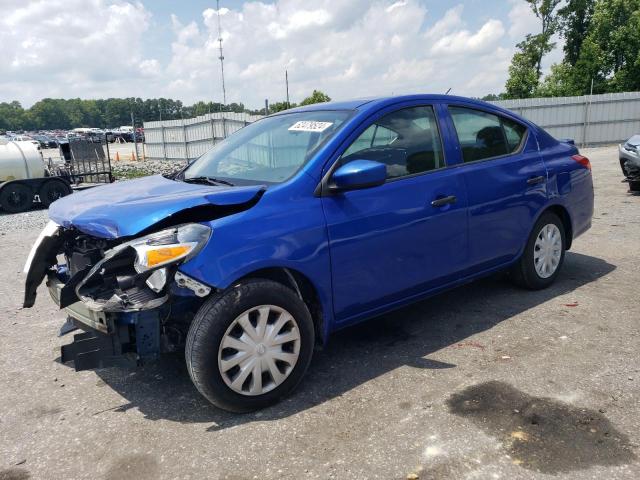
(492, 91), (640, 146)
(142, 92), (640, 160)
(143, 112), (263, 161)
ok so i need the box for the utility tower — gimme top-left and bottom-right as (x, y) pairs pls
(216, 0), (227, 106)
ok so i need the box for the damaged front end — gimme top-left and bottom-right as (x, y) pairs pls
(24, 222), (213, 371)
(619, 136), (640, 190)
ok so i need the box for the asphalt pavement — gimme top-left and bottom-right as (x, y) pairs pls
(0, 145), (638, 479)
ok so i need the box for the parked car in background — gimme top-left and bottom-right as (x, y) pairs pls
(11, 135), (40, 149)
(23, 94), (594, 412)
(32, 134), (58, 149)
(619, 134), (640, 191)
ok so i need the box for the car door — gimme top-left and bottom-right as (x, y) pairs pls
(444, 104), (548, 273)
(321, 104), (468, 324)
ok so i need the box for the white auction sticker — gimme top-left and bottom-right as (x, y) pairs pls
(288, 121), (333, 132)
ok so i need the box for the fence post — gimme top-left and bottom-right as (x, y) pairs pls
(160, 125), (167, 161)
(582, 93), (593, 148)
(210, 113), (216, 147)
(183, 119), (189, 162)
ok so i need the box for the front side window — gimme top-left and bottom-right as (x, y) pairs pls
(339, 106), (444, 179)
(185, 110), (351, 185)
(449, 106), (527, 163)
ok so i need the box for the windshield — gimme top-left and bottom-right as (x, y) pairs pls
(184, 110), (351, 185)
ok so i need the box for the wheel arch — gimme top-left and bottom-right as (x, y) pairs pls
(543, 204), (573, 250)
(235, 267), (327, 346)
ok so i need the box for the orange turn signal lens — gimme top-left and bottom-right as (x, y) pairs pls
(145, 245), (191, 268)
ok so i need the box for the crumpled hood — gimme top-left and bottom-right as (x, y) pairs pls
(49, 175), (265, 239)
(626, 135), (640, 147)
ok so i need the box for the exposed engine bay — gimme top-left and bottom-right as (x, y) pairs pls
(23, 222), (214, 371)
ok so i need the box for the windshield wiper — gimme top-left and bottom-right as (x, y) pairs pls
(183, 176), (235, 187)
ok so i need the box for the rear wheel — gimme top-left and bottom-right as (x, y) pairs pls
(0, 183), (33, 213)
(511, 212), (566, 290)
(185, 279), (315, 412)
(39, 179), (71, 207)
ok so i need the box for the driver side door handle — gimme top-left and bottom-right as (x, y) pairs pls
(527, 175), (546, 185)
(431, 195), (457, 207)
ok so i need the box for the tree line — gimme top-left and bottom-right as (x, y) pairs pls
(492, 0), (640, 100)
(0, 90), (331, 132)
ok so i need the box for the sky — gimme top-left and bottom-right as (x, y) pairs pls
(0, 0), (564, 109)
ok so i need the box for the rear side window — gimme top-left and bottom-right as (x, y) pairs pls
(340, 106), (444, 179)
(449, 107), (527, 163)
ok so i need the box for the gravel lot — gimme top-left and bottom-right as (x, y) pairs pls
(0, 145), (638, 479)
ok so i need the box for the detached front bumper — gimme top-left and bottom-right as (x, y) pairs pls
(24, 221), (212, 371)
(47, 271), (163, 371)
(48, 273), (110, 334)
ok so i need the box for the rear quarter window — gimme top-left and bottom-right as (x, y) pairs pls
(449, 106), (527, 163)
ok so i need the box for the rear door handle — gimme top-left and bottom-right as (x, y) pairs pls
(527, 175), (546, 185)
(431, 195), (457, 207)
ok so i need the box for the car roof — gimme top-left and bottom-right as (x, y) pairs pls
(276, 94), (515, 118)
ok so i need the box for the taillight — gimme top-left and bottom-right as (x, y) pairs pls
(572, 154), (591, 171)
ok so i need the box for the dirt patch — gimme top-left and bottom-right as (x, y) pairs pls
(104, 454), (159, 480)
(23, 406), (62, 418)
(0, 468), (30, 480)
(447, 381), (636, 474)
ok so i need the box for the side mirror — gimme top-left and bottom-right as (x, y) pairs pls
(330, 160), (386, 191)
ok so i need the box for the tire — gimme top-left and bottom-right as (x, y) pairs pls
(511, 212), (566, 290)
(619, 158), (628, 176)
(185, 279), (315, 412)
(39, 179), (71, 207)
(0, 182), (33, 213)
(629, 180), (640, 193)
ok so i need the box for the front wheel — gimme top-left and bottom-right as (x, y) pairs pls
(185, 279), (315, 412)
(511, 212), (566, 290)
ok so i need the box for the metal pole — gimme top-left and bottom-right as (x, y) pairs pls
(265, 99), (269, 116)
(104, 131), (113, 182)
(131, 111), (139, 161)
(582, 78), (594, 148)
(216, 0), (227, 105)
(210, 113), (216, 147)
(183, 117), (189, 162)
(286, 70), (290, 109)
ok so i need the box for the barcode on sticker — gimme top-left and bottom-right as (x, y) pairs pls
(288, 121), (333, 132)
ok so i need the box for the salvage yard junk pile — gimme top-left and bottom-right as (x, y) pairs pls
(0, 136), (113, 213)
(23, 94), (595, 413)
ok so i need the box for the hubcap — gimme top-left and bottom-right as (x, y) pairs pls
(533, 223), (562, 279)
(218, 305), (301, 396)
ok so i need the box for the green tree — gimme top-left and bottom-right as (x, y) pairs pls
(269, 101), (297, 113)
(585, 0), (640, 91)
(558, 0), (596, 66)
(526, 0), (562, 77)
(505, 35), (545, 98)
(0, 101), (25, 131)
(299, 90), (331, 106)
(504, 0), (562, 98)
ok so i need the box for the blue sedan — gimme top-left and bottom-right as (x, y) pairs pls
(24, 94), (594, 411)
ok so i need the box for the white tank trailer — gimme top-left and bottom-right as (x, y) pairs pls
(0, 141), (72, 213)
